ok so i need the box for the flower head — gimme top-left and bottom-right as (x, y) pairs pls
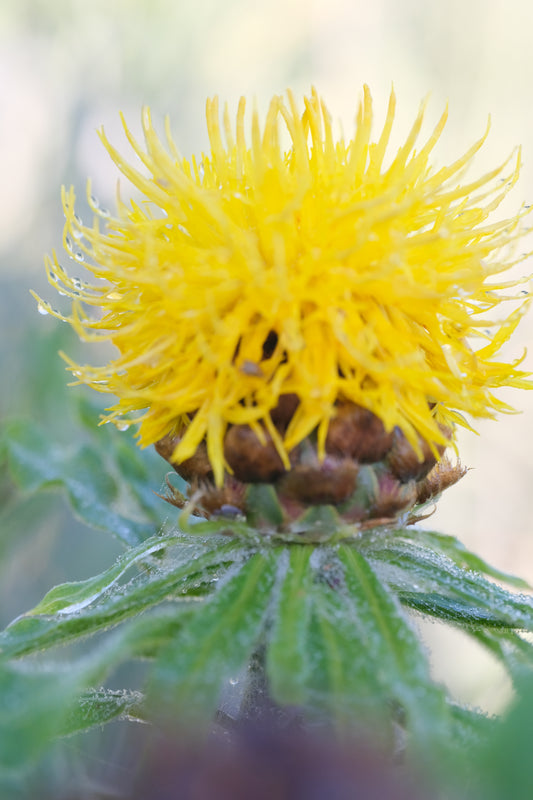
(40, 87), (531, 490)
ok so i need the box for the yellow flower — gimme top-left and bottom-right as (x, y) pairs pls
(39, 87), (531, 487)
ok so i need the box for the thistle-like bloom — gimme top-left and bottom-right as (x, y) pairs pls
(40, 87), (530, 496)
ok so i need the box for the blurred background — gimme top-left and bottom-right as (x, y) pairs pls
(2, 0), (533, 725)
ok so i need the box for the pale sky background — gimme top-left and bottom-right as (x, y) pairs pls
(2, 0), (533, 712)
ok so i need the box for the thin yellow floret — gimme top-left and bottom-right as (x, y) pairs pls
(39, 87), (531, 485)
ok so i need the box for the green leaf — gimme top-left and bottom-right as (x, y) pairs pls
(337, 544), (449, 743)
(0, 662), (85, 772)
(0, 537), (242, 658)
(475, 675), (533, 800)
(0, 612), (185, 765)
(64, 689), (145, 735)
(4, 420), (115, 500)
(265, 543), (448, 741)
(399, 591), (523, 628)
(28, 533), (183, 615)
(290, 505), (344, 540)
(469, 629), (533, 680)
(448, 702), (495, 745)
(367, 540), (533, 631)
(267, 546), (313, 705)
(150, 549), (280, 718)
(74, 392), (176, 520)
(384, 528), (530, 590)
(245, 484), (284, 527)
(108, 607), (193, 660)
(3, 420), (157, 545)
(114, 438), (174, 521)
(306, 576), (386, 728)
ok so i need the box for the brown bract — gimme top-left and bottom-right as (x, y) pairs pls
(277, 458), (359, 506)
(224, 425), (289, 483)
(387, 427), (451, 483)
(155, 435), (213, 482)
(155, 398), (463, 531)
(325, 403), (394, 462)
(270, 393), (300, 430)
(371, 473), (418, 518)
(416, 459), (468, 505)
